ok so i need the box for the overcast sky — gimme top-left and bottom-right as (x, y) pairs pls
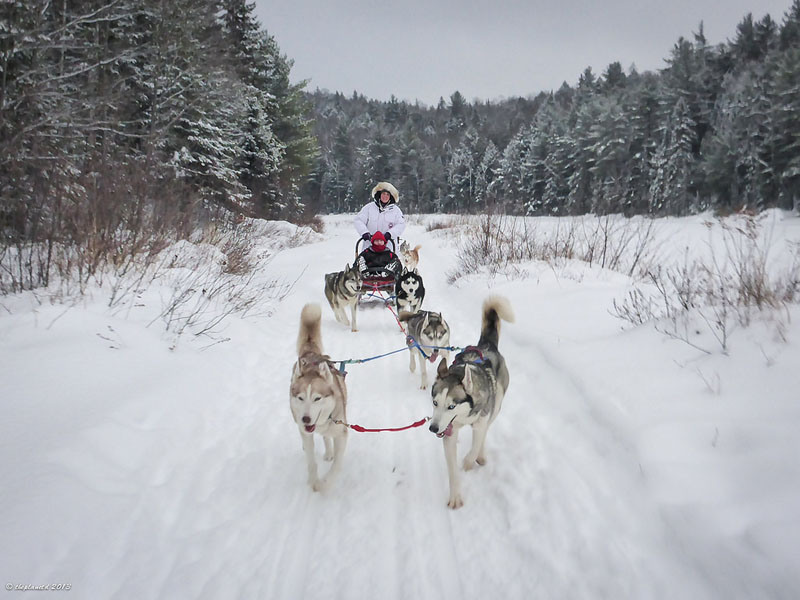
(252, 0), (793, 106)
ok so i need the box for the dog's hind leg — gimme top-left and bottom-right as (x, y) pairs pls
(463, 419), (490, 470)
(443, 432), (463, 509)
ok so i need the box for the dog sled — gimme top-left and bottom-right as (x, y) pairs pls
(354, 236), (400, 304)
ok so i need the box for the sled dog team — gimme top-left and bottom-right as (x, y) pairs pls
(292, 182), (514, 508)
(292, 183), (514, 508)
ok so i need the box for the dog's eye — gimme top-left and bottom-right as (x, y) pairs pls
(432, 400), (438, 407)
(313, 396), (321, 403)
(448, 404), (456, 411)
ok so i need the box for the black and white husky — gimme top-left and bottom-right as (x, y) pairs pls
(324, 263), (362, 332)
(398, 310), (450, 389)
(428, 295), (514, 509)
(395, 270), (425, 314)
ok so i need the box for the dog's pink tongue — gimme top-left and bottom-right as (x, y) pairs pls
(443, 422), (453, 437)
(305, 424), (316, 433)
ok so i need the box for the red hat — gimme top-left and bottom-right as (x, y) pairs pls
(370, 231), (386, 250)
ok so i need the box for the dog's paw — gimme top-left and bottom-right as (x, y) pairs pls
(312, 478), (328, 493)
(323, 450), (334, 461)
(476, 456), (487, 466)
(447, 494), (464, 509)
(463, 456), (477, 471)
(419, 382), (427, 390)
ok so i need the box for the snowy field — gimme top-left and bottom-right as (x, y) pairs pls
(1, 211), (799, 599)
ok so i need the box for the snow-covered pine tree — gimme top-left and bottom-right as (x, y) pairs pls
(649, 97), (696, 215)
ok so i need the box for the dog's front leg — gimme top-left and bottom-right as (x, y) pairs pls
(319, 433), (347, 491)
(350, 302), (358, 332)
(443, 432), (463, 509)
(323, 436), (334, 461)
(301, 433), (320, 490)
(464, 418), (489, 470)
(408, 345), (417, 374)
(419, 351), (428, 389)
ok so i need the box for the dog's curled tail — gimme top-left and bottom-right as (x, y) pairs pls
(479, 295), (515, 348)
(297, 303), (323, 356)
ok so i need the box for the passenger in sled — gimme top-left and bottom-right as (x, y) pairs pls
(356, 231), (402, 280)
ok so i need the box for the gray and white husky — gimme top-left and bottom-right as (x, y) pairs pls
(398, 310), (450, 390)
(428, 295), (514, 509)
(324, 263), (362, 332)
(289, 304), (348, 493)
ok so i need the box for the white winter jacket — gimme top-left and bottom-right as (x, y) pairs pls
(353, 201), (406, 247)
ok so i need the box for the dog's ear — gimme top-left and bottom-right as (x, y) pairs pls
(291, 360), (302, 382)
(437, 357), (449, 378)
(422, 311), (429, 328)
(462, 364), (475, 393)
(318, 360), (333, 381)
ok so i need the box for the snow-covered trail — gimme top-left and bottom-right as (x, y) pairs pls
(3, 213), (798, 599)
(246, 218), (696, 599)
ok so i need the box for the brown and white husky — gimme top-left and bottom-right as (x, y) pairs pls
(289, 304), (348, 492)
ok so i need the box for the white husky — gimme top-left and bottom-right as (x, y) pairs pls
(428, 296), (514, 509)
(289, 304), (348, 492)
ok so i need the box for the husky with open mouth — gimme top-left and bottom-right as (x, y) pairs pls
(289, 304), (348, 492)
(428, 295), (514, 509)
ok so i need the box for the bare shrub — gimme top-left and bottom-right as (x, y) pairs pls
(426, 216), (467, 232)
(613, 214), (800, 353)
(450, 213), (660, 283)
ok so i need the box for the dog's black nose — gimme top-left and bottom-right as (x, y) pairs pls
(302, 416), (311, 424)
(429, 423), (438, 433)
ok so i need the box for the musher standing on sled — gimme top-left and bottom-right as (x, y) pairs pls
(353, 181), (406, 250)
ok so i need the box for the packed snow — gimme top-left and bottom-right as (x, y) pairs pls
(1, 212), (799, 599)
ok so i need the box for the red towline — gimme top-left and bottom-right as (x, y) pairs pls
(334, 417), (429, 433)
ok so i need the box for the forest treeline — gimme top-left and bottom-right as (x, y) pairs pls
(2, 0), (799, 264)
(305, 2), (800, 217)
(1, 0), (315, 245)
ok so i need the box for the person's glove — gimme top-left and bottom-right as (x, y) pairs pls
(384, 231), (392, 241)
(361, 232), (370, 241)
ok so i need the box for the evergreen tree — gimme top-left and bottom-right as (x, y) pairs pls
(649, 97), (696, 214)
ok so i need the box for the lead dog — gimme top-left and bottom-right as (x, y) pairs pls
(289, 304), (348, 492)
(398, 310), (450, 389)
(428, 295), (514, 509)
(324, 263), (361, 332)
